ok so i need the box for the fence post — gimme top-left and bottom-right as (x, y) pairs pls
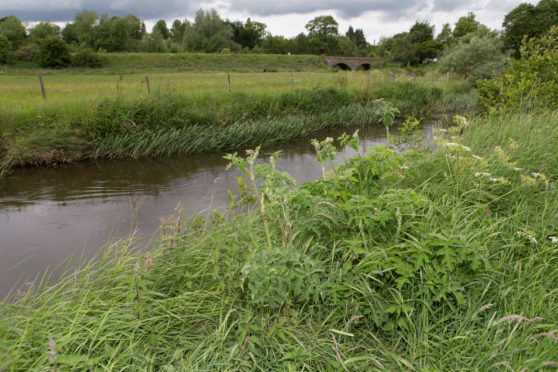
(145, 75), (150, 94)
(446, 71), (451, 83)
(38, 74), (46, 100)
(227, 73), (231, 93)
(390, 74), (395, 82)
(291, 74), (294, 89)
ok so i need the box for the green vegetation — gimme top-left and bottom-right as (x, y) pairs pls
(477, 26), (558, 112)
(1, 70), (467, 176)
(1, 110), (557, 370)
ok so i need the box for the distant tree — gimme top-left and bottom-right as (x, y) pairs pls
(0, 34), (12, 63)
(38, 37), (71, 67)
(62, 10), (98, 47)
(170, 19), (187, 43)
(93, 14), (142, 52)
(415, 40), (444, 62)
(346, 26), (367, 50)
(453, 12), (479, 39)
(183, 9), (238, 52)
(0, 16), (26, 50)
(439, 29), (508, 83)
(305, 15), (339, 36)
(29, 22), (61, 40)
(409, 21), (434, 44)
(154, 20), (170, 40)
(261, 35), (292, 54)
(436, 23), (453, 45)
(294, 33), (310, 54)
(503, 0), (558, 58)
(305, 15), (340, 55)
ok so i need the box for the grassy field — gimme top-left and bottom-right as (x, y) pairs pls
(1, 111), (556, 370)
(0, 68), (473, 175)
(1, 53), (331, 74)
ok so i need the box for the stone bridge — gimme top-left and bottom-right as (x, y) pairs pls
(324, 56), (384, 71)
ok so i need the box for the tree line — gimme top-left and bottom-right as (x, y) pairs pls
(0, 0), (557, 69)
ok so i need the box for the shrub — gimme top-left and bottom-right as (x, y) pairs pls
(38, 37), (71, 68)
(71, 48), (105, 67)
(14, 43), (39, 62)
(477, 26), (558, 111)
(438, 28), (508, 84)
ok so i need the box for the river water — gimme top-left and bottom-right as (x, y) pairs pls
(0, 122), (436, 298)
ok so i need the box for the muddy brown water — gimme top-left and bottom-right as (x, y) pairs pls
(0, 123), (436, 298)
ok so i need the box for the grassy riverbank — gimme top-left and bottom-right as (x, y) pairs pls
(0, 75), (474, 176)
(1, 111), (557, 370)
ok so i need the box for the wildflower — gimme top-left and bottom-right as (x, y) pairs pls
(472, 155), (482, 160)
(515, 230), (538, 244)
(513, 167), (523, 172)
(325, 137), (334, 144)
(444, 142), (471, 151)
(400, 165), (409, 170)
(453, 114), (469, 127)
(246, 149), (255, 155)
(508, 137), (519, 149)
(475, 172), (491, 178)
(549, 236), (558, 244)
(521, 174), (537, 186)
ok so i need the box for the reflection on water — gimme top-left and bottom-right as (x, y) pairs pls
(0, 122), (436, 297)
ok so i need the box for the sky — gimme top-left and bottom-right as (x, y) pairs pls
(0, 0), (538, 43)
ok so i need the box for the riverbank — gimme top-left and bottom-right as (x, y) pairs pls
(1, 111), (556, 370)
(0, 78), (474, 176)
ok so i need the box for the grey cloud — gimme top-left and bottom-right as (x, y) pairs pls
(225, 0), (426, 18)
(0, 0), (195, 21)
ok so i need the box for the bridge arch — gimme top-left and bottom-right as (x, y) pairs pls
(357, 63), (371, 71)
(334, 63), (351, 71)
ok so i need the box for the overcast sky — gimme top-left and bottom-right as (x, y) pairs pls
(0, 0), (538, 43)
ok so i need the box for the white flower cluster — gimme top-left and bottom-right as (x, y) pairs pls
(549, 236), (558, 244)
(515, 231), (538, 244)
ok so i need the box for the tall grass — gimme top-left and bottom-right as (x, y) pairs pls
(1, 111), (556, 370)
(1, 81), (455, 175)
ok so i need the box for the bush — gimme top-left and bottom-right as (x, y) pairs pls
(14, 43), (39, 62)
(438, 28), (508, 84)
(71, 49), (105, 67)
(38, 37), (71, 68)
(477, 26), (558, 112)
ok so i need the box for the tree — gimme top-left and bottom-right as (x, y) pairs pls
(346, 26), (367, 50)
(93, 15), (142, 52)
(0, 34), (12, 64)
(305, 15), (339, 36)
(439, 29), (508, 84)
(453, 12), (479, 39)
(409, 21), (434, 44)
(62, 10), (98, 47)
(436, 23), (453, 45)
(478, 26), (558, 110)
(183, 9), (238, 52)
(38, 37), (71, 67)
(29, 22), (61, 40)
(0, 16), (26, 50)
(503, 0), (558, 58)
(153, 20), (170, 40)
(171, 19), (187, 43)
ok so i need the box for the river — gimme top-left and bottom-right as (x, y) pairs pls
(0, 122), (436, 298)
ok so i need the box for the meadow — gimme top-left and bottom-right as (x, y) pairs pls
(1, 111), (556, 370)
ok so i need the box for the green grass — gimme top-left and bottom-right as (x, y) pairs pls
(1, 111), (557, 370)
(2, 52), (330, 74)
(0, 74), (471, 175)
